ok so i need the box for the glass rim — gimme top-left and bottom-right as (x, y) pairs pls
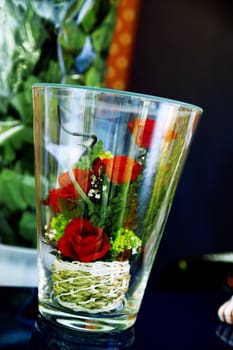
(32, 83), (203, 113)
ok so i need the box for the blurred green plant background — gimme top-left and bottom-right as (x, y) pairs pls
(0, 0), (118, 247)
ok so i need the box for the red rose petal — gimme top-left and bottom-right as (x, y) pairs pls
(78, 241), (111, 262)
(58, 169), (91, 194)
(57, 218), (110, 262)
(102, 156), (141, 184)
(128, 118), (156, 148)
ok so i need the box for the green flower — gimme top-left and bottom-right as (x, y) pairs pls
(45, 213), (71, 242)
(110, 227), (142, 259)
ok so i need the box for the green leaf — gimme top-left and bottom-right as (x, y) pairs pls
(0, 97), (10, 115)
(0, 124), (24, 145)
(77, 140), (105, 169)
(64, 0), (87, 22)
(21, 174), (36, 207)
(19, 211), (37, 246)
(59, 21), (86, 52)
(0, 210), (15, 245)
(91, 53), (105, 71)
(2, 144), (16, 163)
(90, 140), (105, 161)
(0, 169), (26, 211)
(10, 76), (39, 124)
(91, 5), (116, 52)
(84, 65), (103, 87)
(0, 123), (33, 165)
(80, 0), (99, 33)
(0, 169), (35, 212)
(39, 60), (62, 83)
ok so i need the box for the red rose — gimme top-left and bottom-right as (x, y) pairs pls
(44, 169), (91, 212)
(128, 119), (156, 148)
(44, 185), (77, 212)
(102, 156), (141, 184)
(57, 218), (110, 262)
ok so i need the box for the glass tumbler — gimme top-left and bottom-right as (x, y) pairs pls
(32, 83), (202, 332)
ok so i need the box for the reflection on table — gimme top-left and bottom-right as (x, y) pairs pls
(0, 288), (232, 349)
(1, 257), (233, 349)
(31, 314), (135, 349)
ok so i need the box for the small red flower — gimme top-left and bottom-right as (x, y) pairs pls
(102, 156), (141, 184)
(128, 119), (156, 148)
(44, 169), (91, 212)
(57, 218), (110, 262)
(58, 169), (91, 190)
(92, 157), (102, 177)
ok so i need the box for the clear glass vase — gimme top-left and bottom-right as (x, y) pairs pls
(32, 83), (202, 332)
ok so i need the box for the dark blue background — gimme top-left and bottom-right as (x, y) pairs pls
(129, 0), (233, 288)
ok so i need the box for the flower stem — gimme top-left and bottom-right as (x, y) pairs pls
(68, 169), (94, 210)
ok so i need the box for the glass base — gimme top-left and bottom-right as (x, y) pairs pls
(39, 302), (137, 333)
(32, 313), (135, 349)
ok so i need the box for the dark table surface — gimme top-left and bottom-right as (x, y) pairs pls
(1, 259), (233, 349)
(0, 287), (233, 349)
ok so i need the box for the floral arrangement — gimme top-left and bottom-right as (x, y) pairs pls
(42, 117), (159, 313)
(42, 113), (187, 313)
(44, 143), (144, 263)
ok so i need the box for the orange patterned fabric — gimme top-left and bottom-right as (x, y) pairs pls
(105, 0), (141, 90)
